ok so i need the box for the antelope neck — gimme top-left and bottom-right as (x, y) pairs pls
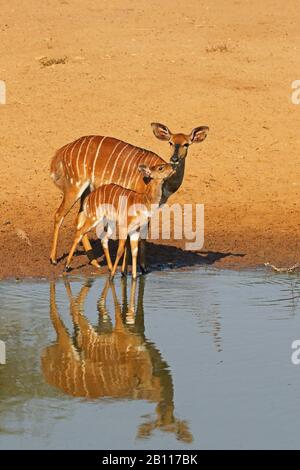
(142, 179), (165, 208)
(160, 157), (186, 205)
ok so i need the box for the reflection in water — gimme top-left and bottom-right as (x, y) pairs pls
(41, 278), (193, 443)
(210, 305), (222, 353)
(195, 303), (222, 353)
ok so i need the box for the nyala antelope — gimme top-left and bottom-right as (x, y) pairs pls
(50, 123), (209, 271)
(65, 163), (174, 279)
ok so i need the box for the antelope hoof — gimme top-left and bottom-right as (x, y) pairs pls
(121, 270), (128, 277)
(50, 258), (57, 266)
(64, 265), (71, 273)
(140, 266), (150, 275)
(90, 260), (101, 269)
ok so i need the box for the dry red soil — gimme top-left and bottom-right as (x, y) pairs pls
(1, 0), (300, 279)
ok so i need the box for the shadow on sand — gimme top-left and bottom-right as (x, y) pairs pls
(57, 239), (245, 272)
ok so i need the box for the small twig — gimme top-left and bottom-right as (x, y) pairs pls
(264, 262), (300, 273)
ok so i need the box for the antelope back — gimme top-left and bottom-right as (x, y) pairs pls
(51, 135), (164, 193)
(84, 184), (137, 221)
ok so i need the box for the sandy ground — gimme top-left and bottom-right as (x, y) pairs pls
(0, 0), (300, 279)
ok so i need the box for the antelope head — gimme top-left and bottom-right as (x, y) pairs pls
(138, 162), (175, 181)
(151, 122), (209, 166)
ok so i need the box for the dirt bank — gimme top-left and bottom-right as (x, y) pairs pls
(1, 0), (300, 279)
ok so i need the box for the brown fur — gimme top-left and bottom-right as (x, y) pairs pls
(65, 163), (175, 279)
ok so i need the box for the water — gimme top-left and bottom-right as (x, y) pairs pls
(1, 269), (300, 450)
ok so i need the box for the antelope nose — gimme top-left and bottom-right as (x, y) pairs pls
(171, 156), (179, 164)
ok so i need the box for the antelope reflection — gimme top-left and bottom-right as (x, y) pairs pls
(41, 278), (193, 442)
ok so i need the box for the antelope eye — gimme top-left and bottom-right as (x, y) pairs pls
(184, 143), (189, 148)
(169, 142), (174, 146)
(159, 166), (164, 171)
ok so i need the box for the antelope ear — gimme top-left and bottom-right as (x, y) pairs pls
(151, 122), (172, 141)
(190, 126), (209, 143)
(138, 164), (152, 177)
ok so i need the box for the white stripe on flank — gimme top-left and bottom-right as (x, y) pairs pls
(116, 186), (123, 219)
(116, 186), (123, 214)
(131, 151), (151, 189)
(145, 152), (160, 175)
(124, 149), (143, 190)
(88, 196), (93, 220)
(108, 185), (115, 220)
(149, 153), (158, 166)
(110, 186), (119, 221)
(96, 186), (101, 220)
(67, 141), (76, 168)
(75, 136), (87, 180)
(93, 190), (98, 218)
(100, 140), (123, 185)
(109, 143), (129, 182)
(91, 136), (107, 184)
(69, 139), (80, 178)
(121, 148), (139, 188)
(116, 146), (136, 186)
(96, 185), (102, 220)
(100, 184), (107, 220)
(63, 141), (73, 167)
(118, 187), (128, 237)
(85, 194), (90, 219)
(102, 185), (107, 219)
(130, 150), (147, 189)
(82, 136), (94, 180)
(119, 187), (126, 221)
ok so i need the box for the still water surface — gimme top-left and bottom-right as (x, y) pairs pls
(0, 269), (300, 449)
